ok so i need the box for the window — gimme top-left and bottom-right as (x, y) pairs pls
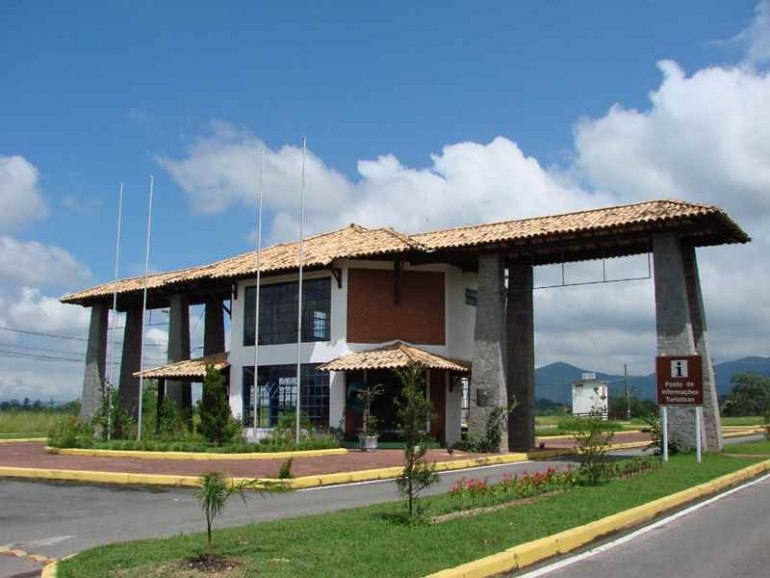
(465, 288), (477, 307)
(242, 364), (329, 428)
(461, 377), (470, 426)
(243, 278), (331, 346)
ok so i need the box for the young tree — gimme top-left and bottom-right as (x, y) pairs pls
(394, 363), (438, 522)
(572, 409), (616, 485)
(197, 365), (238, 445)
(194, 471), (254, 551)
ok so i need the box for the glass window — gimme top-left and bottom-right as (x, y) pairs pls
(465, 288), (477, 307)
(242, 364), (330, 428)
(244, 277), (331, 346)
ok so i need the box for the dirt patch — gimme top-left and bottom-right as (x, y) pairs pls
(114, 558), (244, 578)
(430, 491), (564, 524)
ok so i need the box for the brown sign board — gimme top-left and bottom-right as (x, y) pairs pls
(656, 355), (704, 406)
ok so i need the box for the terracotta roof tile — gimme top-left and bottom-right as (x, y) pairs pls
(134, 351), (229, 380)
(318, 341), (470, 373)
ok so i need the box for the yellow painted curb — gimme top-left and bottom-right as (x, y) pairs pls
(0, 437), (46, 444)
(0, 466), (204, 488)
(423, 458), (770, 578)
(47, 446), (349, 461)
(41, 561), (57, 578)
(536, 430), (643, 441)
(723, 427), (765, 438)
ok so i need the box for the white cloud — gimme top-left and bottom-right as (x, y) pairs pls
(735, 0), (770, 65)
(5, 287), (90, 335)
(0, 236), (92, 288)
(0, 155), (48, 232)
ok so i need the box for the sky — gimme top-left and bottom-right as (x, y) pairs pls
(1, 0), (769, 401)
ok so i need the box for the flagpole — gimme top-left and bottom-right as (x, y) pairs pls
(295, 138), (307, 445)
(107, 183), (124, 441)
(252, 148), (264, 435)
(137, 175), (154, 441)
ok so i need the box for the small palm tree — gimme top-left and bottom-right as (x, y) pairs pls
(194, 471), (255, 551)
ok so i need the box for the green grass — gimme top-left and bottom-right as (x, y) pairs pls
(721, 416), (765, 427)
(58, 454), (760, 578)
(0, 410), (69, 434)
(0, 431), (46, 439)
(723, 439), (770, 454)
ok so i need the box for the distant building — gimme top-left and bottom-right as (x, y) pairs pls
(571, 373), (609, 419)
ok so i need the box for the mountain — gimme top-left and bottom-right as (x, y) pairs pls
(535, 356), (770, 404)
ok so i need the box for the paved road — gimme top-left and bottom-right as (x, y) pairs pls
(519, 469), (770, 578)
(0, 456), (575, 578)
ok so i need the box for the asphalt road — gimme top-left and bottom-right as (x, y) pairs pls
(0, 456), (575, 578)
(518, 469), (770, 578)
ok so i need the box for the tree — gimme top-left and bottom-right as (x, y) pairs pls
(394, 363), (438, 522)
(721, 372), (770, 417)
(194, 471), (254, 551)
(197, 366), (238, 445)
(572, 409), (616, 485)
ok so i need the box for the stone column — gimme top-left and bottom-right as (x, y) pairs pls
(79, 303), (109, 421)
(203, 296), (225, 355)
(682, 243), (723, 452)
(165, 293), (191, 410)
(653, 234), (698, 451)
(507, 263), (535, 451)
(118, 307), (142, 419)
(468, 254), (508, 452)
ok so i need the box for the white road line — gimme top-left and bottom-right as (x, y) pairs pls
(516, 471), (770, 577)
(297, 460), (538, 492)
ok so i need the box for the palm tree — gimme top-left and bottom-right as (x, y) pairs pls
(194, 471), (255, 551)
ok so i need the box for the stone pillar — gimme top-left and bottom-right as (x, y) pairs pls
(166, 294), (191, 410)
(118, 307), (142, 419)
(468, 254), (508, 452)
(653, 234), (698, 451)
(507, 263), (535, 451)
(203, 296), (225, 355)
(682, 243), (723, 452)
(79, 303), (109, 421)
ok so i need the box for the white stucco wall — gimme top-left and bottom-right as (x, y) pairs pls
(227, 260), (477, 440)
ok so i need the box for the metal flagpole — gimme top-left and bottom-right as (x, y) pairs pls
(295, 138), (307, 445)
(136, 175), (154, 441)
(107, 183), (124, 441)
(695, 406), (702, 463)
(252, 149), (264, 436)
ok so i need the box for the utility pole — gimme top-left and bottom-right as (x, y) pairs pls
(624, 363), (631, 421)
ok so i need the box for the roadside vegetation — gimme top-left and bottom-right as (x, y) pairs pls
(0, 399), (79, 438)
(46, 369), (341, 453)
(57, 453), (760, 578)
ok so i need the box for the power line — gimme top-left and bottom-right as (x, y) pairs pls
(0, 341), (85, 356)
(0, 325), (87, 341)
(0, 348), (84, 363)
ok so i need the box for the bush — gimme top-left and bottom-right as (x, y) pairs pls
(198, 366), (240, 446)
(572, 411), (615, 485)
(277, 458), (294, 479)
(47, 416), (95, 448)
(460, 402), (517, 453)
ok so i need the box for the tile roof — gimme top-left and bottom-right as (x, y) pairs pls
(318, 341), (470, 373)
(61, 199), (748, 306)
(411, 199), (748, 250)
(134, 351), (229, 380)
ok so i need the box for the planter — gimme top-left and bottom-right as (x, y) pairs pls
(359, 435), (379, 452)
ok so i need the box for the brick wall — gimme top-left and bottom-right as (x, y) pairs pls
(347, 268), (445, 344)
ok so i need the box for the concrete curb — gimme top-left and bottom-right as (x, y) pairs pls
(723, 427), (765, 438)
(40, 561), (57, 578)
(0, 437), (46, 444)
(46, 446), (349, 461)
(0, 442), (651, 490)
(423, 458), (770, 578)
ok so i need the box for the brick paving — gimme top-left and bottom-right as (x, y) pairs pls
(0, 431), (651, 479)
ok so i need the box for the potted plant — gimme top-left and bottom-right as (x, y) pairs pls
(357, 383), (384, 451)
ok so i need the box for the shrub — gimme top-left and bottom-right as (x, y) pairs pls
(460, 401), (517, 453)
(572, 410), (615, 485)
(194, 471), (256, 551)
(197, 366), (240, 446)
(47, 416), (94, 448)
(277, 458), (294, 479)
(394, 363), (439, 523)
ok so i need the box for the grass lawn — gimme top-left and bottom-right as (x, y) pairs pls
(723, 439), (770, 454)
(721, 416), (765, 427)
(0, 410), (68, 435)
(59, 454), (762, 578)
(0, 432), (46, 439)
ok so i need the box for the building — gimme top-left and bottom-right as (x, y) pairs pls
(61, 199), (750, 452)
(571, 373), (609, 419)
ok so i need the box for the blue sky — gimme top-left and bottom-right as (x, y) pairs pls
(1, 0), (768, 400)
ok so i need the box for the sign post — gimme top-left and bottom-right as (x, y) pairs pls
(656, 355), (704, 464)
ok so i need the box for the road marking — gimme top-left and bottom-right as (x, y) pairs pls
(297, 460), (539, 491)
(516, 472), (770, 577)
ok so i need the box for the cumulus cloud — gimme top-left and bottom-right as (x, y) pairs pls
(4, 287), (91, 335)
(735, 0), (770, 65)
(0, 236), (92, 288)
(0, 155), (48, 231)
